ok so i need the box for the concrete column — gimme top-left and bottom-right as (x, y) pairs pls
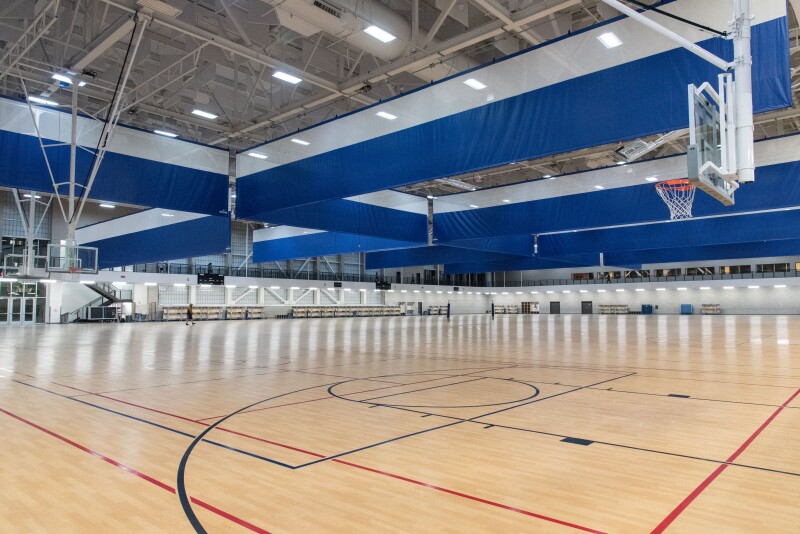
(188, 285), (196, 305)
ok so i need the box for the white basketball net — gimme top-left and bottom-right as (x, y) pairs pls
(656, 180), (695, 220)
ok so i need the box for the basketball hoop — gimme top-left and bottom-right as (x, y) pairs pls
(68, 266), (81, 274)
(656, 179), (695, 220)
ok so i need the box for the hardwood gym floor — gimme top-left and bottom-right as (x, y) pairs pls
(1, 315), (798, 533)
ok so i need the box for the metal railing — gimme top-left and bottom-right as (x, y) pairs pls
(115, 263), (381, 282)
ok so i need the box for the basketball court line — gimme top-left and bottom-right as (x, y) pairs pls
(0, 407), (272, 534)
(585, 386), (793, 409)
(650, 384), (800, 533)
(290, 370), (404, 383)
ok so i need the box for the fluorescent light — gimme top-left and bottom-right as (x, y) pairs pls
(543, 175), (552, 179)
(343, 288), (352, 291)
(273, 71), (302, 84)
(531, 291), (539, 294)
(99, 203), (115, 208)
(364, 25), (396, 43)
(475, 292), (482, 295)
(270, 286), (280, 289)
(616, 161), (626, 166)
(579, 290), (588, 293)
(597, 32), (623, 49)
(463, 78), (487, 91)
(39, 279), (57, 284)
(144, 282), (157, 286)
(699, 287), (711, 290)
(191, 109), (218, 120)
(748, 285), (760, 289)
(78, 81), (87, 87)
(400, 290), (407, 293)
(635, 288), (645, 292)
(774, 284), (786, 288)
(154, 129), (178, 138)
(563, 290), (571, 293)
(28, 96), (59, 106)
(436, 291), (442, 294)
(0, 278), (18, 283)
(656, 288), (666, 291)
(597, 289), (606, 293)
(546, 291), (554, 294)
(249, 285), (259, 289)
(376, 111), (397, 120)
(645, 176), (658, 182)
(23, 194), (42, 199)
(225, 284), (236, 288)
(173, 283), (186, 287)
(677, 287), (688, 291)
(161, 213), (174, 217)
(515, 292), (523, 295)
(248, 152), (268, 159)
(502, 199), (511, 203)
(469, 204), (479, 208)
(502, 292), (508, 295)
(723, 286), (734, 290)
(291, 138), (310, 146)
(594, 185), (605, 190)
(52, 73), (73, 84)
(616, 289), (625, 292)
(413, 290), (420, 293)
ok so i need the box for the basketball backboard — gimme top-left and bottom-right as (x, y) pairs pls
(46, 244), (99, 274)
(687, 74), (739, 206)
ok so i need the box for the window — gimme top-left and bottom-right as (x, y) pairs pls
(596, 271), (621, 280)
(756, 263), (790, 273)
(722, 265), (751, 275)
(571, 273), (593, 280)
(686, 266), (715, 276)
(655, 268), (681, 277)
(624, 270), (649, 278)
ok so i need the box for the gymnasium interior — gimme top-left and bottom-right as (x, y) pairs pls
(1, 0), (799, 532)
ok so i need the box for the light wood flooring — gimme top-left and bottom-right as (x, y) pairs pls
(1, 314), (798, 533)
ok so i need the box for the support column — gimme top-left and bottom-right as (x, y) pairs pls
(68, 85), (78, 244)
(258, 287), (265, 305)
(733, 0), (754, 183)
(188, 285), (196, 305)
(25, 191), (36, 276)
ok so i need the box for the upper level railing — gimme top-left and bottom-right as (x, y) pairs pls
(115, 263), (380, 282)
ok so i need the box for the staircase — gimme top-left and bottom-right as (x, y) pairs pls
(60, 282), (133, 323)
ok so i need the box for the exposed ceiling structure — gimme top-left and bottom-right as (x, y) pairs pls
(1, 0), (798, 197)
(0, 0), (610, 150)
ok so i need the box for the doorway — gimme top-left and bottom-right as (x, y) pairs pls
(1, 282), (46, 324)
(581, 301), (593, 314)
(550, 301), (561, 314)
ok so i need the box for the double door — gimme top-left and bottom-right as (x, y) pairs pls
(0, 297), (38, 324)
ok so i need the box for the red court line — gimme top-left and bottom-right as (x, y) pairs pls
(0, 407), (270, 534)
(35, 377), (604, 532)
(650, 385), (800, 533)
(332, 459), (606, 533)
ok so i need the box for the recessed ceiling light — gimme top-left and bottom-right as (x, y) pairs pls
(774, 284), (787, 288)
(656, 288), (666, 291)
(543, 175), (552, 178)
(248, 152), (268, 159)
(99, 203), (115, 208)
(291, 138), (310, 146)
(645, 176), (658, 182)
(469, 204), (479, 208)
(677, 287), (688, 291)
(273, 71), (302, 84)
(546, 290), (554, 294)
(52, 73), (73, 84)
(723, 286), (734, 290)
(502, 199), (510, 203)
(594, 185), (605, 190)
(616, 161), (626, 166)
(364, 25), (396, 43)
(597, 32), (623, 49)
(699, 287), (710, 290)
(579, 290), (588, 293)
(154, 129), (178, 138)
(77, 81), (87, 87)
(28, 96), (59, 106)
(748, 285), (760, 289)
(463, 78), (487, 90)
(597, 289), (606, 292)
(616, 289), (625, 292)
(375, 111), (397, 120)
(191, 109), (217, 119)
(635, 288), (645, 292)
(426, 195), (436, 199)
(161, 213), (174, 217)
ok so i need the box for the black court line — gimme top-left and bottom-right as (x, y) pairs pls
(11, 380), (299, 469)
(587, 386), (791, 409)
(562, 437), (594, 446)
(360, 377), (487, 402)
(85, 368), (293, 394)
(290, 370), (404, 384)
(294, 372), (634, 468)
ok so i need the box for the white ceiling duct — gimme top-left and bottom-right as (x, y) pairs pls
(266, 0), (476, 81)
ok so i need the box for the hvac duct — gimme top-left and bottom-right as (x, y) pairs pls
(265, 0), (475, 80)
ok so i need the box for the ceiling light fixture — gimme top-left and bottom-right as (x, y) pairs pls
(28, 96), (59, 106)
(291, 138), (310, 146)
(191, 109), (217, 120)
(99, 203), (115, 208)
(376, 111), (397, 120)
(364, 25), (396, 43)
(463, 78), (487, 90)
(469, 204), (479, 208)
(51, 73), (73, 85)
(273, 71), (302, 84)
(248, 152), (268, 159)
(154, 129), (178, 138)
(597, 32), (623, 49)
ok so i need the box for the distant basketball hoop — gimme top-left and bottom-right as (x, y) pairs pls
(656, 179), (695, 220)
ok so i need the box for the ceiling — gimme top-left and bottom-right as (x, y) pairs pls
(1, 0), (798, 197)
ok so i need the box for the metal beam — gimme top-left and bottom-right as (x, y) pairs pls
(0, 0), (59, 83)
(422, 0), (460, 49)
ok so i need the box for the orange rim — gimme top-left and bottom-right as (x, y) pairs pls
(655, 178), (693, 191)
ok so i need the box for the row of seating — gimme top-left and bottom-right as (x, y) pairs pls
(292, 306), (402, 318)
(161, 306), (268, 321)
